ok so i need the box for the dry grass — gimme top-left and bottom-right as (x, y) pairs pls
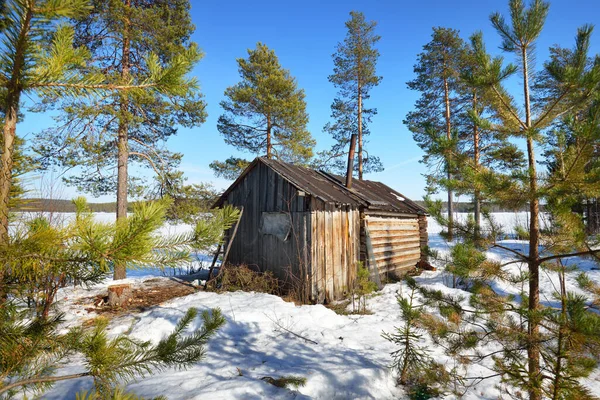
(206, 264), (280, 295)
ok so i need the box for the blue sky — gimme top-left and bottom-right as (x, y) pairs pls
(20, 0), (600, 202)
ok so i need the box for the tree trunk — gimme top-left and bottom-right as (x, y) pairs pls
(357, 85), (363, 180)
(0, 105), (18, 303)
(114, 3), (131, 280)
(522, 47), (542, 400)
(551, 268), (567, 400)
(266, 115), (272, 159)
(0, 5), (32, 303)
(0, 107), (18, 245)
(0, 6), (32, 244)
(473, 92), (481, 243)
(443, 75), (454, 241)
(527, 137), (541, 400)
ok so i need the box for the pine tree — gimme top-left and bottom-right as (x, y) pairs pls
(383, 277), (438, 392)
(33, 0), (206, 281)
(452, 38), (526, 241)
(410, 1), (600, 398)
(211, 42), (314, 176)
(0, 0), (199, 251)
(466, 2), (600, 397)
(317, 11), (383, 178)
(404, 27), (469, 241)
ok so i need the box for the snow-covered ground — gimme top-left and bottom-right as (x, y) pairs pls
(29, 212), (600, 399)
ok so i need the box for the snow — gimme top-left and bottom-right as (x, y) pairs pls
(27, 212), (600, 399)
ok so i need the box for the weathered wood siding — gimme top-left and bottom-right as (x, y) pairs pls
(310, 208), (360, 303)
(418, 215), (428, 262)
(363, 215), (421, 277)
(220, 162), (360, 303)
(221, 162), (310, 283)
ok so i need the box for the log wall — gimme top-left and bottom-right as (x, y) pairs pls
(363, 215), (422, 278)
(418, 214), (428, 262)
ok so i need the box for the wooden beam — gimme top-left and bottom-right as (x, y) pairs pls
(205, 207), (244, 288)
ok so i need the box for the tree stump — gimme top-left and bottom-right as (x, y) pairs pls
(107, 283), (132, 307)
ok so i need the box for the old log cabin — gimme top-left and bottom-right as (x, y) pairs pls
(213, 157), (428, 303)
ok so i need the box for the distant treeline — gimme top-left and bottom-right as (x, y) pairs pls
(12, 198), (118, 213)
(413, 201), (541, 213)
(15, 198), (538, 214)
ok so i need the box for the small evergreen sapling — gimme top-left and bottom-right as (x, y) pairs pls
(383, 277), (447, 398)
(0, 198), (229, 397)
(351, 262), (378, 314)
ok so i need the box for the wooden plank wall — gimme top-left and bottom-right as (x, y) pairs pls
(364, 215), (421, 277)
(221, 160), (361, 303)
(223, 162), (310, 282)
(310, 208), (360, 303)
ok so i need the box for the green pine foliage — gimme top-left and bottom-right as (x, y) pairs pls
(316, 11), (383, 178)
(79, 308), (224, 395)
(148, 171), (220, 224)
(405, 2), (600, 399)
(383, 278), (436, 390)
(351, 262), (378, 314)
(192, 204), (240, 253)
(0, 306), (224, 398)
(212, 42), (314, 176)
(0, 198), (228, 398)
(34, 0), (206, 213)
(413, 216), (600, 399)
(446, 242), (488, 289)
(2, 198), (191, 318)
(209, 157), (251, 180)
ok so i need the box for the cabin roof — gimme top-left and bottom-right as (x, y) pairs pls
(213, 157), (427, 215)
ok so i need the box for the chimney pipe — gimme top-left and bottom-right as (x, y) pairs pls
(346, 134), (357, 188)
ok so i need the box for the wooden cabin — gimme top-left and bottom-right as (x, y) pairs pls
(213, 157), (428, 303)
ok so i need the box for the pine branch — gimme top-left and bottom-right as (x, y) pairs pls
(538, 248), (600, 264)
(0, 372), (91, 395)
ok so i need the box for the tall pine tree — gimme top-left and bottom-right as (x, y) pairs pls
(211, 42), (314, 177)
(405, 27), (469, 241)
(318, 11), (383, 179)
(34, 0), (206, 280)
(0, 0), (199, 253)
(414, 1), (600, 399)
